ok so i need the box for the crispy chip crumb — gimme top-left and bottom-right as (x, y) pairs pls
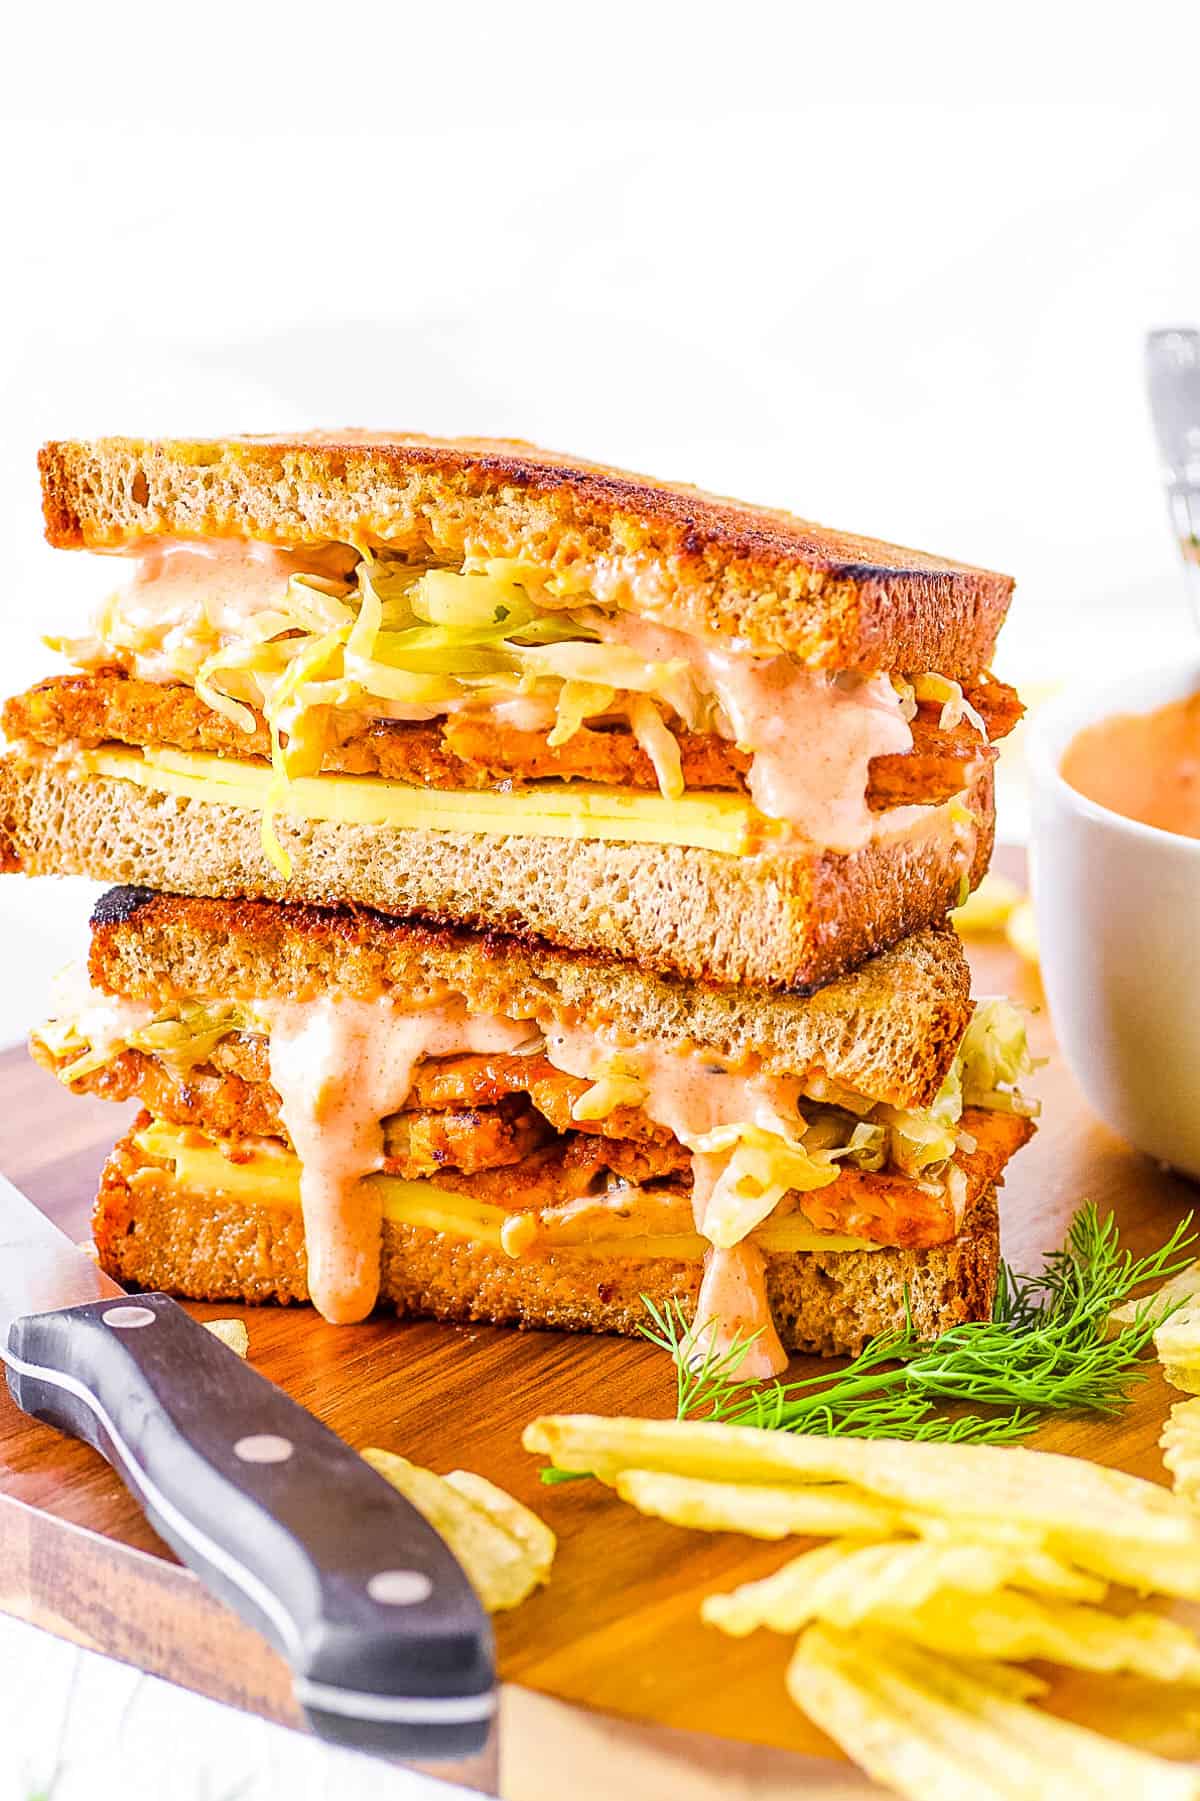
(203, 1318), (249, 1357)
(788, 1626), (1196, 1800)
(1165, 1364), (1200, 1397)
(364, 1447), (554, 1611)
(1163, 1398), (1200, 1507)
(1109, 1259), (1200, 1338)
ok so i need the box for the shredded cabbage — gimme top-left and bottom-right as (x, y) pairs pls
(891, 676), (918, 722)
(629, 695), (685, 799)
(692, 1124), (842, 1248)
(872, 997), (1039, 1175)
(892, 673), (988, 735)
(957, 997), (1042, 1115)
(55, 554), (720, 872)
(36, 999), (264, 1085)
(911, 672), (988, 737)
(570, 1055), (649, 1122)
(802, 1112), (889, 1171)
(945, 1163), (969, 1222)
(566, 997), (1038, 1240)
(547, 682), (617, 750)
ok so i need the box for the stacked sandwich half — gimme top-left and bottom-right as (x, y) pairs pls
(1, 435), (1034, 1375)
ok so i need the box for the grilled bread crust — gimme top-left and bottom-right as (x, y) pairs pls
(0, 755), (993, 993)
(38, 434), (1014, 674)
(93, 1127), (1003, 1359)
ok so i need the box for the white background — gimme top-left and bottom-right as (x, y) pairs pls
(2, 6), (1200, 1795)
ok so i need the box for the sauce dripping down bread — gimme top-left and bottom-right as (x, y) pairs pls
(262, 996), (535, 1322)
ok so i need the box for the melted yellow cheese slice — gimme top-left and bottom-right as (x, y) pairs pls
(134, 1123), (878, 1261)
(83, 745), (768, 856)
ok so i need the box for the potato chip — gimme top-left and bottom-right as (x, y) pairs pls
(952, 872), (1022, 936)
(939, 1660), (1050, 1704)
(913, 1515), (1048, 1551)
(870, 1588), (1200, 1682)
(1001, 1549), (1108, 1603)
(789, 1645), (1007, 1801)
(789, 1627), (1200, 1801)
(443, 1468), (556, 1580)
(703, 1539), (1001, 1635)
(1157, 1297), (1200, 1394)
(524, 1416), (1200, 1554)
(364, 1448), (551, 1611)
(1157, 1298), (1200, 1370)
(703, 1538), (1106, 1639)
(527, 1415), (1200, 1599)
(1109, 1259), (1200, 1335)
(909, 1522), (1106, 1599)
(1004, 898), (1039, 966)
(202, 1318), (249, 1357)
(1163, 1399), (1200, 1508)
(1164, 1365), (1200, 1397)
(615, 1470), (901, 1540)
(1053, 1529), (1200, 1601)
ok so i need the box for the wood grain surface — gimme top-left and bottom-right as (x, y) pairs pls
(3, 897), (1200, 1796)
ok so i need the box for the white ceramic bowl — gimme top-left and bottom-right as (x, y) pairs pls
(1030, 661), (1200, 1178)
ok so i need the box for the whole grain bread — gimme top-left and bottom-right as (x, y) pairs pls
(0, 757), (993, 991)
(38, 434), (1014, 673)
(83, 888), (973, 1109)
(93, 1129), (1002, 1357)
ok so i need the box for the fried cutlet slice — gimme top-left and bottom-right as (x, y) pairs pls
(35, 1028), (677, 1158)
(33, 1036), (551, 1178)
(6, 669), (1020, 812)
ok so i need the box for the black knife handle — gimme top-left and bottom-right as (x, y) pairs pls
(4, 1292), (494, 1759)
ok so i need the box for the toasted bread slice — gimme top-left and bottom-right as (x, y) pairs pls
(0, 755), (993, 991)
(38, 434), (1013, 673)
(93, 1122), (1004, 1357)
(76, 889), (973, 1110)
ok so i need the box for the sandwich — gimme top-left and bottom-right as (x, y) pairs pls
(33, 886), (1036, 1375)
(1, 434), (1021, 990)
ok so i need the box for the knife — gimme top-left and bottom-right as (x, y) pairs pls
(0, 1173), (495, 1759)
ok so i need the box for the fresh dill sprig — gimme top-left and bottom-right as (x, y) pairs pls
(638, 1203), (1196, 1444)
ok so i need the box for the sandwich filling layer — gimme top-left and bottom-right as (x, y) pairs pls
(59, 742), (977, 863)
(36, 966), (1036, 1374)
(94, 1125), (1005, 1359)
(27, 540), (1021, 871)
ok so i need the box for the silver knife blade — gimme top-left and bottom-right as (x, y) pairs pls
(0, 1172), (123, 1341)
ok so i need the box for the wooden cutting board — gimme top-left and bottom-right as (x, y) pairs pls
(4, 907), (1200, 1797)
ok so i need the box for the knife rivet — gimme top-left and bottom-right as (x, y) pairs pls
(368, 1569), (433, 1606)
(102, 1305), (157, 1329)
(233, 1434), (294, 1464)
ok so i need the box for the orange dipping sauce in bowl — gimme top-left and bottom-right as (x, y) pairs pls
(1060, 691), (1200, 838)
(1031, 663), (1200, 1181)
